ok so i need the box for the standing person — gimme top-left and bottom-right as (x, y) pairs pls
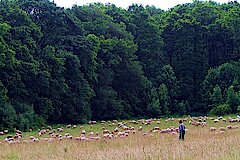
(179, 120), (186, 141)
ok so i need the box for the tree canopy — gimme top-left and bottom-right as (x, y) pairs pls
(0, 0), (240, 130)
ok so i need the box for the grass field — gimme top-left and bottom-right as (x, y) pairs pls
(0, 116), (240, 160)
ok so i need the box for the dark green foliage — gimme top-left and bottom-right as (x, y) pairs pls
(146, 87), (161, 117)
(0, 81), (16, 131)
(0, 0), (240, 130)
(177, 100), (187, 116)
(158, 84), (170, 116)
(210, 85), (223, 107)
(203, 62), (240, 113)
(226, 85), (239, 113)
(210, 104), (231, 116)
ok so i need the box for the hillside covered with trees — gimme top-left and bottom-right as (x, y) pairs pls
(0, 0), (240, 131)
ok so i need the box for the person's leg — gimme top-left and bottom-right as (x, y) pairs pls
(179, 132), (182, 140)
(182, 131), (185, 141)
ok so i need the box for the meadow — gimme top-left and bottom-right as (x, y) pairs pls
(0, 116), (240, 160)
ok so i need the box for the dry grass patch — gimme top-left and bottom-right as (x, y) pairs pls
(0, 128), (240, 160)
(0, 118), (240, 160)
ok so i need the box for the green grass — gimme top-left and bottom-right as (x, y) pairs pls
(0, 116), (239, 160)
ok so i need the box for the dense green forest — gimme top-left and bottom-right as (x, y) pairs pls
(0, 0), (240, 131)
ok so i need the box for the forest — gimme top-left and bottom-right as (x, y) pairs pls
(0, 0), (240, 131)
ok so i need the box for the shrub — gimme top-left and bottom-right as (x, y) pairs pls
(210, 104), (231, 116)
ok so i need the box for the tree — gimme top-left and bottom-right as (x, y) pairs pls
(0, 81), (17, 131)
(147, 87), (161, 117)
(158, 84), (170, 116)
(126, 4), (164, 81)
(226, 85), (239, 113)
(210, 104), (231, 116)
(210, 85), (223, 110)
(156, 65), (179, 114)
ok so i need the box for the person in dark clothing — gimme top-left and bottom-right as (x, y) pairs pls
(178, 120), (186, 141)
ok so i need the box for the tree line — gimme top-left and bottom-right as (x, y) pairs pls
(0, 0), (240, 131)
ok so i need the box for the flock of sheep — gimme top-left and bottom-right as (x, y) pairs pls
(0, 116), (239, 144)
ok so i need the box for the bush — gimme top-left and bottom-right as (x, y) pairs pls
(237, 106), (240, 114)
(210, 104), (231, 116)
(13, 102), (46, 131)
(0, 103), (17, 131)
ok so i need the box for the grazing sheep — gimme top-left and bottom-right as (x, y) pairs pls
(103, 133), (114, 139)
(132, 120), (137, 124)
(15, 130), (22, 134)
(51, 133), (57, 138)
(88, 121), (97, 125)
(171, 132), (178, 135)
(72, 125), (77, 129)
(103, 130), (110, 134)
(201, 122), (207, 127)
(146, 120), (152, 125)
(183, 118), (188, 122)
(75, 137), (81, 140)
(64, 133), (70, 137)
(125, 130), (130, 134)
(89, 132), (94, 136)
(138, 126), (143, 131)
(154, 127), (160, 130)
(90, 136), (101, 140)
(113, 120), (118, 123)
(0, 132), (4, 135)
(129, 127), (135, 130)
(218, 116), (223, 120)
(231, 125), (238, 129)
(47, 126), (52, 130)
(213, 119), (219, 123)
(160, 129), (169, 133)
(48, 131), (54, 135)
(117, 132), (125, 136)
(209, 127), (216, 132)
(122, 126), (129, 130)
(66, 125), (71, 128)
(152, 130), (159, 133)
(57, 128), (64, 132)
(195, 122), (201, 126)
(13, 134), (22, 139)
(38, 130), (45, 136)
(219, 127), (226, 131)
(113, 128), (119, 133)
(229, 119), (239, 123)
(81, 130), (86, 135)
